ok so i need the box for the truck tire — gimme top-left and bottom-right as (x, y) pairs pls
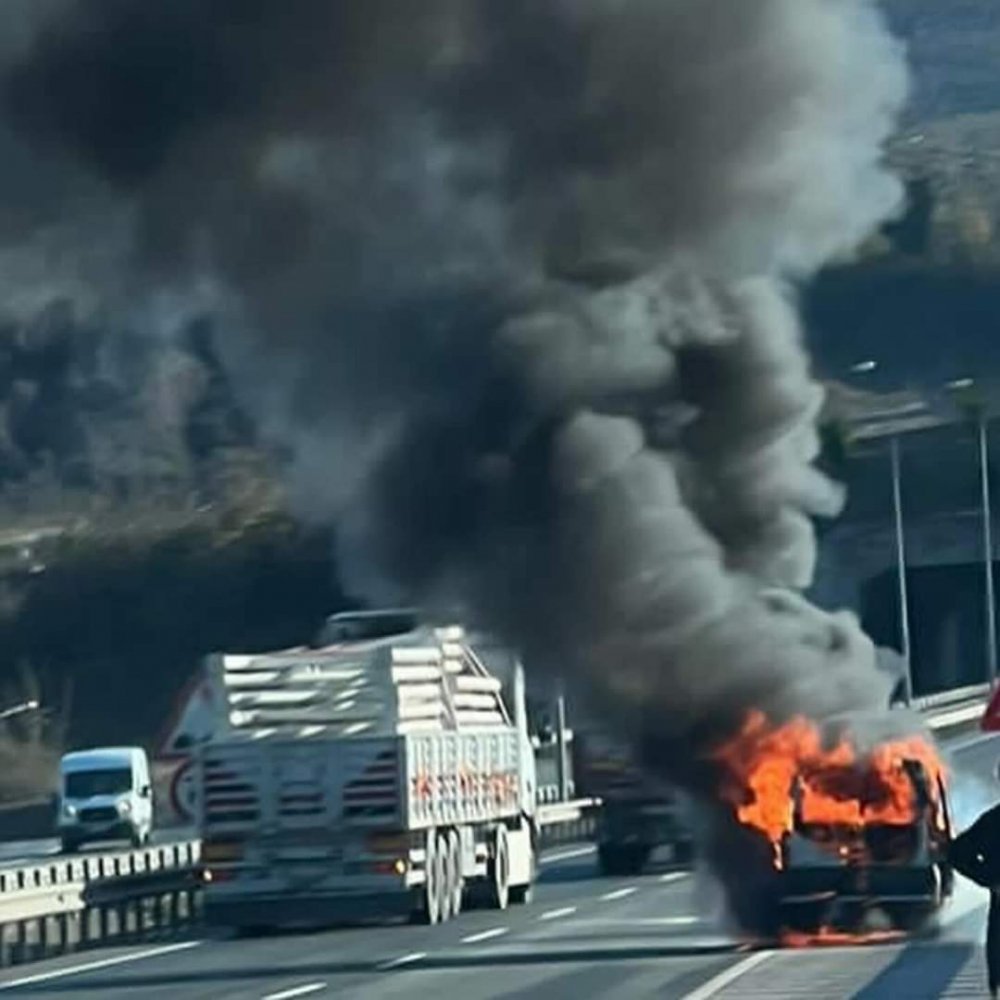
(598, 844), (645, 876)
(674, 841), (695, 866)
(509, 829), (536, 905)
(60, 836), (78, 855)
(597, 844), (623, 876)
(488, 825), (510, 911)
(412, 830), (443, 925)
(446, 830), (464, 918)
(437, 832), (453, 922)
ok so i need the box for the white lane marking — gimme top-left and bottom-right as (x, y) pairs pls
(377, 952), (427, 971)
(680, 950), (774, 1000)
(539, 906), (577, 921)
(659, 871), (690, 884)
(0, 940), (202, 990)
(539, 845), (596, 865)
(461, 927), (509, 944)
(262, 984), (327, 1000)
(600, 886), (637, 901)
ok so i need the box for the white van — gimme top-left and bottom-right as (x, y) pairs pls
(56, 747), (154, 852)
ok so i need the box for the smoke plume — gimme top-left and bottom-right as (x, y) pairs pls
(0, 1), (912, 925)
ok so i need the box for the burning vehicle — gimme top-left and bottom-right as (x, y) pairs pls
(717, 712), (953, 940)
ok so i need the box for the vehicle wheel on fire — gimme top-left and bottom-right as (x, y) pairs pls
(489, 824), (510, 910)
(777, 899), (828, 936)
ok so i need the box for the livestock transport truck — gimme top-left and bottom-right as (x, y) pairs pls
(197, 613), (537, 930)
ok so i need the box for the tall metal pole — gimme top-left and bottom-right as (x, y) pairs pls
(555, 693), (570, 803)
(890, 436), (914, 704)
(979, 415), (998, 688)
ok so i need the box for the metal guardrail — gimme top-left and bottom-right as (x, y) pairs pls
(536, 797), (601, 848)
(0, 841), (199, 968)
(912, 682), (992, 712)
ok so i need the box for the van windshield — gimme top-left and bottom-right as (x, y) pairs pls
(65, 768), (132, 797)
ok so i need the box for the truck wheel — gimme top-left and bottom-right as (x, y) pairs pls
(626, 846), (649, 875)
(412, 831), (442, 925)
(597, 844), (623, 877)
(447, 830), (463, 918)
(509, 879), (534, 905)
(885, 903), (936, 935)
(674, 841), (695, 866)
(60, 837), (78, 855)
(489, 826), (510, 911)
(509, 832), (536, 905)
(437, 833), (453, 922)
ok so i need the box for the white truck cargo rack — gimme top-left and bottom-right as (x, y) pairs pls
(207, 624), (512, 739)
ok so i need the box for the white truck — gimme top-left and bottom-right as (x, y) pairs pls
(197, 612), (537, 931)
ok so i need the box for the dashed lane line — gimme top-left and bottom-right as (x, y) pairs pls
(600, 886), (638, 901)
(261, 983), (327, 1000)
(539, 906), (577, 921)
(377, 952), (427, 971)
(461, 927), (510, 944)
(659, 871), (690, 884)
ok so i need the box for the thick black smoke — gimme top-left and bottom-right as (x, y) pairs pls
(1, 1), (913, 927)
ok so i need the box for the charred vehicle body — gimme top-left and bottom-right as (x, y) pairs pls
(774, 756), (953, 934)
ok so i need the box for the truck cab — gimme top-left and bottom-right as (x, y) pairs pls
(56, 746), (154, 852)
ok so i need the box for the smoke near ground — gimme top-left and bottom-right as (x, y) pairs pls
(0, 1), (912, 925)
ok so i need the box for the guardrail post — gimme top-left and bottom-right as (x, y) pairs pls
(11, 920), (25, 965)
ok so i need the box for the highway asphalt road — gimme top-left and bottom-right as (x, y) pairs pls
(2, 731), (999, 999)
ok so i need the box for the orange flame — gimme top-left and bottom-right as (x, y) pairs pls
(781, 928), (907, 948)
(714, 710), (947, 866)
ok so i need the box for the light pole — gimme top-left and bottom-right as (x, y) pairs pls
(946, 378), (997, 690)
(889, 435), (914, 704)
(845, 360), (916, 704)
(979, 412), (998, 689)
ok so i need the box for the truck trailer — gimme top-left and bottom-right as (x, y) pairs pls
(197, 612), (537, 930)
